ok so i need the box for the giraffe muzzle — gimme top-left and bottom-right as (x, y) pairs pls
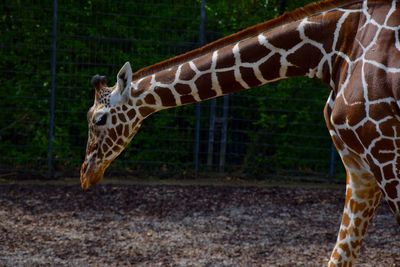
(80, 161), (105, 190)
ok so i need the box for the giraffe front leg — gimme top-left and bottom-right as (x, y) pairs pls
(328, 167), (381, 267)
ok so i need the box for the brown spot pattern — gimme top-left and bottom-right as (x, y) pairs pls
(216, 45), (236, 68)
(139, 107), (155, 118)
(195, 73), (216, 99)
(127, 109), (136, 120)
(217, 70), (245, 94)
(155, 86), (176, 107)
(175, 83), (192, 95)
(240, 67), (262, 87)
(144, 94), (156, 105)
(239, 38), (271, 64)
(179, 63), (196, 81)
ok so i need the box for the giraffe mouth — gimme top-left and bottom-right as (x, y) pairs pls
(80, 161), (105, 190)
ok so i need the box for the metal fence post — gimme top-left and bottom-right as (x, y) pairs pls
(194, 105), (201, 174)
(47, 0), (58, 179)
(194, 0), (206, 175)
(206, 99), (216, 168)
(219, 95), (229, 172)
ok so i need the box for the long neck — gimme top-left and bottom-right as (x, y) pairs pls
(132, 4), (360, 111)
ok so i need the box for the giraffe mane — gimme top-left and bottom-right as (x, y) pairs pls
(132, 0), (361, 80)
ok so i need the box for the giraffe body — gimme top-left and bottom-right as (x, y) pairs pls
(81, 0), (400, 265)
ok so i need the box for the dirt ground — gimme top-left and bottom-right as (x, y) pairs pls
(0, 181), (399, 267)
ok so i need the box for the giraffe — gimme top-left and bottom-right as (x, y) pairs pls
(81, 0), (400, 265)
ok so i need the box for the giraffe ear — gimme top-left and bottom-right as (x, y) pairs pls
(116, 62), (132, 95)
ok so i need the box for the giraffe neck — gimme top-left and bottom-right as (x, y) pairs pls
(131, 2), (360, 113)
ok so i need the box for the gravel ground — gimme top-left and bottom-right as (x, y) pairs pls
(0, 182), (399, 266)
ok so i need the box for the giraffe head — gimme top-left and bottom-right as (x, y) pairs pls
(80, 62), (146, 190)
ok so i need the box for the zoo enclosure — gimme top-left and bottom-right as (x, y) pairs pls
(0, 0), (342, 180)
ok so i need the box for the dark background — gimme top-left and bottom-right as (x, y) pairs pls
(0, 0), (344, 181)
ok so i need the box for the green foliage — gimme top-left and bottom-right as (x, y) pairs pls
(204, 0), (335, 177)
(0, 0), (340, 179)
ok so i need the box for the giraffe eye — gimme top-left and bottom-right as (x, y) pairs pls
(95, 113), (108, 126)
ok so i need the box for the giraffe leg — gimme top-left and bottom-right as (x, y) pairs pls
(328, 165), (382, 267)
(323, 96), (382, 266)
(375, 162), (400, 225)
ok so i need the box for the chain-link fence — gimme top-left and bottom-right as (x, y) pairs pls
(0, 0), (343, 181)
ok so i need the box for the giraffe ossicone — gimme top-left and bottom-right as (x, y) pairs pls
(81, 0), (400, 265)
